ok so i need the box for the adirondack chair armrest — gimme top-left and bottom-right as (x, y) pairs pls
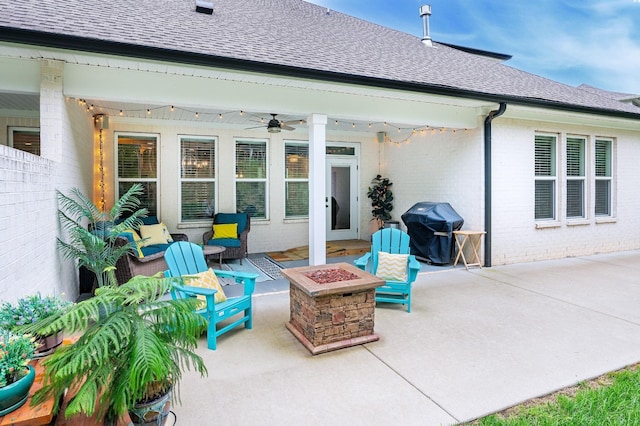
(170, 283), (217, 312)
(211, 270), (258, 296)
(408, 255), (421, 282)
(354, 252), (372, 271)
(173, 283), (218, 297)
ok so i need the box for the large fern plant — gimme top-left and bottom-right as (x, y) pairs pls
(56, 183), (148, 290)
(21, 275), (207, 421)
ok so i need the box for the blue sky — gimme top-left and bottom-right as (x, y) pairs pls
(310, 0), (640, 95)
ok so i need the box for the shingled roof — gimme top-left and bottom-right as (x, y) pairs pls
(1, 0), (639, 118)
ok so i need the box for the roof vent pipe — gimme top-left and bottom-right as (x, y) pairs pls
(196, 0), (213, 14)
(420, 5), (433, 46)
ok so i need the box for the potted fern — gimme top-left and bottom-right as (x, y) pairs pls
(21, 274), (208, 425)
(56, 183), (148, 291)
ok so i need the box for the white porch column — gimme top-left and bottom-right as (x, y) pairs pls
(308, 113), (327, 266)
(40, 59), (64, 162)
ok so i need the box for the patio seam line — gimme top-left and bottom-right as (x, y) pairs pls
(471, 270), (640, 328)
(363, 345), (460, 423)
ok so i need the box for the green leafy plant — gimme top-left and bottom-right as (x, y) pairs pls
(56, 183), (148, 290)
(0, 294), (72, 332)
(22, 275), (208, 421)
(367, 174), (394, 230)
(0, 330), (38, 388)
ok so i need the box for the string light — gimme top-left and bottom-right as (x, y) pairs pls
(75, 99), (469, 148)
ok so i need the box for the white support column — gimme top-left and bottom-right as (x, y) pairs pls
(308, 113), (327, 266)
(40, 59), (65, 162)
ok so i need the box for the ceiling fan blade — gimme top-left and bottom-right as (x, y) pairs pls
(281, 119), (306, 126)
(281, 124), (295, 131)
(245, 125), (266, 130)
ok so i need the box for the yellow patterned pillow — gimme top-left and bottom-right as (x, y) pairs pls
(185, 268), (227, 306)
(376, 251), (409, 282)
(213, 223), (238, 239)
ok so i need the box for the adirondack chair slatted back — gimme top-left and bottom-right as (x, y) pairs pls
(355, 228), (421, 312)
(164, 241), (208, 278)
(371, 228), (411, 274)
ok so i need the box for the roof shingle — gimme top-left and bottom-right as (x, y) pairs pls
(1, 0), (638, 116)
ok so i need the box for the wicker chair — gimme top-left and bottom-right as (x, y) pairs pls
(202, 213), (250, 264)
(114, 232), (188, 285)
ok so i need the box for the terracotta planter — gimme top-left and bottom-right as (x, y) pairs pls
(128, 388), (172, 426)
(0, 365), (36, 416)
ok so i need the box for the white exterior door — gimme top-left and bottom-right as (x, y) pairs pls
(326, 157), (358, 241)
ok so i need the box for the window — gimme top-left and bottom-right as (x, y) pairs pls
(566, 136), (586, 218)
(180, 136), (216, 222)
(235, 139), (267, 219)
(595, 139), (612, 216)
(9, 127), (40, 156)
(285, 142), (309, 218)
(116, 133), (158, 216)
(534, 134), (557, 220)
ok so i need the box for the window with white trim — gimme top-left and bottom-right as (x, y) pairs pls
(566, 136), (586, 218)
(116, 133), (159, 216)
(534, 134), (557, 221)
(235, 139), (267, 219)
(595, 138), (613, 216)
(180, 136), (216, 222)
(284, 141), (309, 218)
(9, 127), (40, 156)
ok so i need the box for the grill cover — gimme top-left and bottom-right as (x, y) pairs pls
(401, 202), (464, 264)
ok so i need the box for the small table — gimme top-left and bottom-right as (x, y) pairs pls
(453, 230), (486, 270)
(202, 245), (226, 268)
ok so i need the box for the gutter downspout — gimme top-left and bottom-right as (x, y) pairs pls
(483, 102), (507, 267)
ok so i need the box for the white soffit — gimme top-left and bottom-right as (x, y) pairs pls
(504, 104), (640, 132)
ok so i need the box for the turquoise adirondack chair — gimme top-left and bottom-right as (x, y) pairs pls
(164, 241), (258, 350)
(354, 228), (421, 312)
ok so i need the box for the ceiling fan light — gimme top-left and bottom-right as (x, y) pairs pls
(267, 126), (281, 133)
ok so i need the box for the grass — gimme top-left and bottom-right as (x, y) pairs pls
(472, 364), (640, 426)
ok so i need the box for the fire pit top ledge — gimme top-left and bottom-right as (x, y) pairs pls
(281, 262), (384, 297)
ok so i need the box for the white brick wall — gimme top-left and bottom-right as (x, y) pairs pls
(379, 116), (640, 266)
(491, 118), (640, 265)
(0, 59), (92, 303)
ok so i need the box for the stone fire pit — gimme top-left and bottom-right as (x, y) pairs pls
(282, 262), (384, 355)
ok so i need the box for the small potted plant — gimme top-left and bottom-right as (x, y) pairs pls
(0, 330), (39, 415)
(0, 294), (73, 356)
(367, 174), (394, 230)
(23, 274), (208, 425)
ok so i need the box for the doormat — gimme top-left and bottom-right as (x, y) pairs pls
(266, 240), (370, 263)
(247, 256), (284, 280)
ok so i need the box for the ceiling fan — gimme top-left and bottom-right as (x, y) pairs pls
(247, 113), (305, 133)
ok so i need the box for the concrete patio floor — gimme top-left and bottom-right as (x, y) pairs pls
(174, 249), (640, 425)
